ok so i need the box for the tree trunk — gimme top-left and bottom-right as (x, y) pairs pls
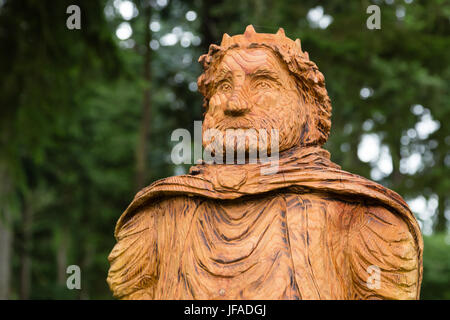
(0, 126), (13, 300)
(19, 195), (33, 300)
(0, 207), (12, 300)
(200, 0), (217, 52)
(435, 194), (447, 233)
(79, 243), (94, 300)
(57, 228), (69, 286)
(135, 5), (153, 190)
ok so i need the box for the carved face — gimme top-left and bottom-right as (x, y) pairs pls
(202, 48), (305, 158)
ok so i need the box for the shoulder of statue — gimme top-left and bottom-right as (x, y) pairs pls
(108, 195), (201, 299)
(107, 203), (158, 299)
(347, 203), (422, 299)
(115, 191), (201, 237)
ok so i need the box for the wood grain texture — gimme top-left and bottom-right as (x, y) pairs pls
(107, 26), (423, 300)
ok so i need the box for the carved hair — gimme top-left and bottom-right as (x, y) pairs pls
(197, 25), (332, 146)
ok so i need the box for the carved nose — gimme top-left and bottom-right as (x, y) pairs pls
(225, 96), (249, 116)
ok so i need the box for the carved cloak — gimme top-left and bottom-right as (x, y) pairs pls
(108, 146), (423, 299)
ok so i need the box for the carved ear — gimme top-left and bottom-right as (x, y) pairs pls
(295, 39), (302, 51)
(244, 25), (256, 37)
(221, 33), (231, 47)
(276, 27), (285, 36)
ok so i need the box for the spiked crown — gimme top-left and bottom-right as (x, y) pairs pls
(219, 25), (306, 57)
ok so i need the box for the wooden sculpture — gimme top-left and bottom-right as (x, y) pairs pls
(107, 25), (423, 300)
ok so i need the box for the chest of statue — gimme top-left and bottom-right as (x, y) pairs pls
(153, 192), (351, 299)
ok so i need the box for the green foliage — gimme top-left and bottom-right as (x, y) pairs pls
(421, 234), (450, 299)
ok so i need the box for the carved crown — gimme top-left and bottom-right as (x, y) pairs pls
(218, 25), (309, 59)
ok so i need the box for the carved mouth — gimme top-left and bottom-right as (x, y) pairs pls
(225, 126), (250, 130)
(215, 117), (257, 131)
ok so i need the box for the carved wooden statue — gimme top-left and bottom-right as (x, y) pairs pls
(107, 25), (423, 300)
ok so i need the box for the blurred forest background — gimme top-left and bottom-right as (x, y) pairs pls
(0, 0), (449, 299)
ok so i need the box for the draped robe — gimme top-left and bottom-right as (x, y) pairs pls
(107, 147), (423, 300)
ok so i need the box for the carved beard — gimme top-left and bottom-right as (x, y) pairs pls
(202, 93), (305, 163)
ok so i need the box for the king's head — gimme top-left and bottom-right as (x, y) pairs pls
(197, 25), (332, 159)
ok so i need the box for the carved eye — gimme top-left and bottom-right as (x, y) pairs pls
(255, 81), (271, 89)
(218, 82), (232, 92)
